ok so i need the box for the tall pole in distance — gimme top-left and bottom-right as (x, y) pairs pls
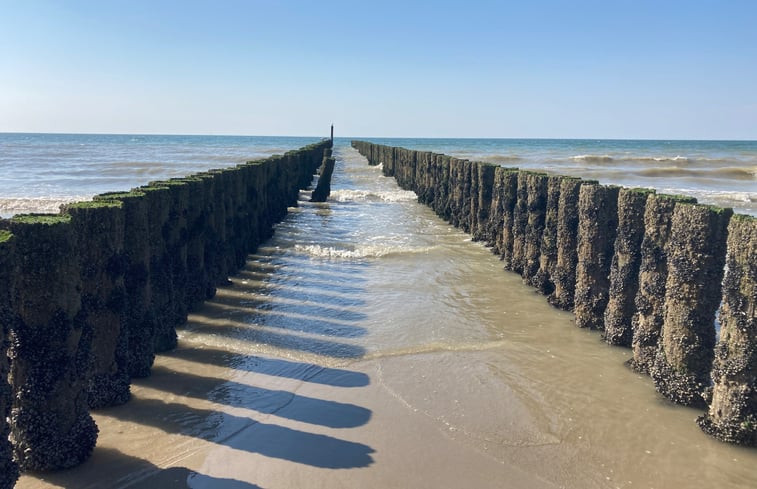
(330, 123), (334, 143)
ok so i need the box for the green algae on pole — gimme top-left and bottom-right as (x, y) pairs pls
(6, 214), (98, 471)
(603, 188), (655, 346)
(0, 230), (20, 489)
(64, 200), (130, 409)
(628, 193), (697, 374)
(573, 183), (620, 330)
(698, 214), (757, 445)
(651, 203), (732, 407)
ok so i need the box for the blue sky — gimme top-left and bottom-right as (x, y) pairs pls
(1, 0), (755, 139)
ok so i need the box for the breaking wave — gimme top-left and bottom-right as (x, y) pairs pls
(631, 155), (691, 163)
(659, 187), (756, 215)
(636, 166), (756, 180)
(568, 154), (757, 166)
(293, 243), (438, 260)
(330, 189), (418, 203)
(570, 154), (615, 163)
(571, 154), (692, 163)
(0, 196), (91, 218)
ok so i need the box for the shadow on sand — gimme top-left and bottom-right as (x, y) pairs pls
(182, 318), (367, 358)
(28, 447), (264, 489)
(100, 396), (375, 469)
(164, 346), (370, 388)
(136, 365), (372, 429)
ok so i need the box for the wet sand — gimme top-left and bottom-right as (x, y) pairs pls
(16, 265), (757, 489)
(15, 145), (757, 488)
(16, 330), (554, 488)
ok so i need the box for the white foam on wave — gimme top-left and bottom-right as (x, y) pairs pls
(0, 196), (92, 217)
(645, 155), (690, 163)
(571, 154), (614, 163)
(570, 154), (694, 164)
(330, 189), (418, 203)
(659, 187), (757, 216)
(294, 243), (437, 260)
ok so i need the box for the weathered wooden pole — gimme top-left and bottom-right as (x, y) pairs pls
(494, 168), (519, 260)
(547, 177), (587, 310)
(311, 153), (336, 202)
(603, 188), (654, 346)
(94, 191), (156, 379)
(698, 214), (756, 445)
(531, 175), (564, 294)
(65, 201), (130, 409)
(521, 172), (549, 285)
(628, 193), (696, 373)
(651, 203), (732, 407)
(473, 163), (496, 243)
(573, 184), (620, 330)
(508, 172), (529, 274)
(7, 215), (98, 471)
(0, 230), (19, 488)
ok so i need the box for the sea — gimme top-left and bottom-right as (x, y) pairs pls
(0, 133), (755, 217)
(9, 134), (757, 489)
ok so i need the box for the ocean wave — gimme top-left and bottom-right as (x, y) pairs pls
(659, 187), (756, 214)
(570, 154), (695, 164)
(0, 196), (91, 217)
(636, 166), (755, 180)
(294, 243), (437, 260)
(711, 166), (757, 179)
(570, 154), (615, 163)
(567, 154), (757, 166)
(632, 155), (691, 163)
(479, 154), (522, 164)
(330, 189), (418, 203)
(679, 189), (756, 204)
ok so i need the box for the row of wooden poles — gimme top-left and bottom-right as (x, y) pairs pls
(0, 141), (332, 487)
(352, 140), (756, 448)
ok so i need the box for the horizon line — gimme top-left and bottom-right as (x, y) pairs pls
(0, 131), (755, 143)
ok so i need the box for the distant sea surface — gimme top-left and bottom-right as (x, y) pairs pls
(1, 133), (755, 217)
(0, 133), (320, 217)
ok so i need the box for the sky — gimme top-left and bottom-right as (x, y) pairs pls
(1, 0), (756, 139)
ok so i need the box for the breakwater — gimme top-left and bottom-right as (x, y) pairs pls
(0, 140), (330, 486)
(351, 140), (756, 447)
